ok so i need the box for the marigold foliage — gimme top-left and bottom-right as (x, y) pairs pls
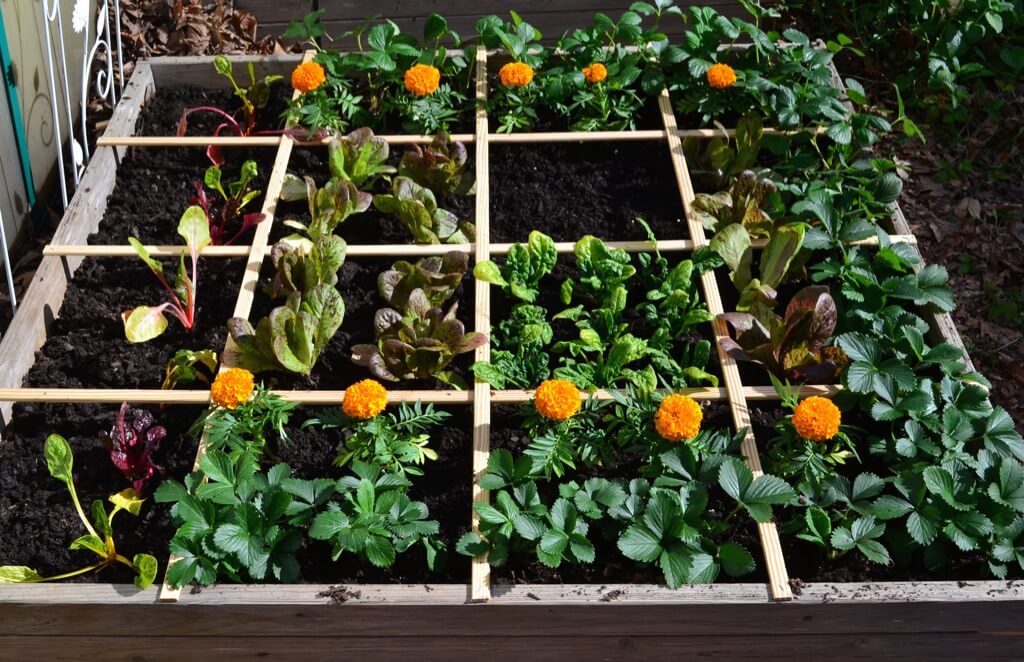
(792, 396), (841, 441)
(654, 394), (703, 442)
(499, 62), (535, 88)
(582, 63), (608, 84)
(291, 61), (326, 94)
(342, 379), (388, 420)
(534, 379), (581, 421)
(706, 63), (737, 89)
(210, 368), (255, 410)
(404, 64), (441, 96)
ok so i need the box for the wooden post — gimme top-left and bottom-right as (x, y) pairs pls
(659, 91), (793, 601)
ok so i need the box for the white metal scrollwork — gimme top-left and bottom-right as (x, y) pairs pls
(40, 0), (124, 209)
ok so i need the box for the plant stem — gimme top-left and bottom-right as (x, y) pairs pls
(28, 561), (107, 583)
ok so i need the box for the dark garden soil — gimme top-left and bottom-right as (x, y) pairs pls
(275, 407), (473, 583)
(489, 141), (688, 243)
(246, 256), (476, 391)
(24, 257), (244, 389)
(136, 85), (290, 137)
(490, 255), (723, 387)
(0, 403), (202, 582)
(489, 403), (767, 585)
(748, 404), (1024, 582)
(271, 148), (476, 246)
(89, 145), (277, 245)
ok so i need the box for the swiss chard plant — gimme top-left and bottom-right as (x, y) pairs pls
(373, 176), (475, 244)
(102, 403), (166, 494)
(398, 133), (474, 196)
(0, 435), (158, 588)
(309, 460), (445, 570)
(304, 402), (449, 477)
(191, 160), (266, 245)
(177, 55), (282, 165)
(229, 238), (346, 376)
(123, 206), (211, 343)
(162, 348), (218, 391)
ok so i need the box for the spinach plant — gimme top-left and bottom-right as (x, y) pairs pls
(474, 230), (557, 303)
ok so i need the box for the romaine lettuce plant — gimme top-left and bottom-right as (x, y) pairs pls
(682, 114), (764, 190)
(191, 160), (266, 245)
(719, 285), (846, 384)
(692, 170), (777, 236)
(351, 289), (487, 387)
(331, 128), (397, 189)
(398, 134), (474, 196)
(123, 206), (211, 343)
(373, 176), (475, 244)
(0, 435), (158, 588)
(709, 221), (806, 320)
(102, 403), (166, 494)
(230, 238), (346, 376)
(474, 230), (557, 303)
(379, 252), (468, 310)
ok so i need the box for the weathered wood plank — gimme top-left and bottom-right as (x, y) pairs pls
(146, 54), (303, 88)
(0, 632), (1020, 660)
(0, 63), (155, 425)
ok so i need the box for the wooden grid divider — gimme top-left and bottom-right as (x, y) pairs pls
(42, 234), (918, 259)
(156, 50), (315, 603)
(470, 47), (493, 602)
(659, 89), (793, 602)
(96, 134), (477, 148)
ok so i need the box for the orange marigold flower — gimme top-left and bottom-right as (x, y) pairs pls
(706, 62), (737, 89)
(582, 62), (608, 84)
(499, 62), (535, 88)
(210, 368), (255, 410)
(342, 379), (388, 420)
(291, 61), (326, 94)
(404, 63), (441, 96)
(534, 379), (581, 422)
(654, 394), (703, 442)
(792, 396), (841, 441)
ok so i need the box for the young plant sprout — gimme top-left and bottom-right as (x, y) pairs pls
(123, 206), (211, 343)
(190, 160), (267, 245)
(177, 55), (282, 165)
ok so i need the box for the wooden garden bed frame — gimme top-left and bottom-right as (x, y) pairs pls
(0, 51), (1021, 654)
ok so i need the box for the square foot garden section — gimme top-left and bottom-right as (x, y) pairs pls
(489, 141), (688, 243)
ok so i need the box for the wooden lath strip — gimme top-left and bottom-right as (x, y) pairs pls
(0, 388), (473, 404)
(0, 385), (841, 405)
(43, 235), (917, 259)
(470, 47), (493, 603)
(488, 130), (667, 143)
(659, 89), (793, 602)
(96, 134), (477, 147)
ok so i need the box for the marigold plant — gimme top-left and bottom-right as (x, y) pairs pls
(706, 63), (737, 90)
(342, 379), (388, 420)
(499, 62), (535, 88)
(791, 396), (841, 441)
(210, 368), (255, 410)
(534, 379), (581, 421)
(404, 64), (441, 96)
(582, 63), (608, 84)
(654, 393), (703, 442)
(291, 61), (326, 94)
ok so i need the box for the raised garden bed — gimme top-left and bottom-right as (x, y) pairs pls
(1, 16), (1022, 654)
